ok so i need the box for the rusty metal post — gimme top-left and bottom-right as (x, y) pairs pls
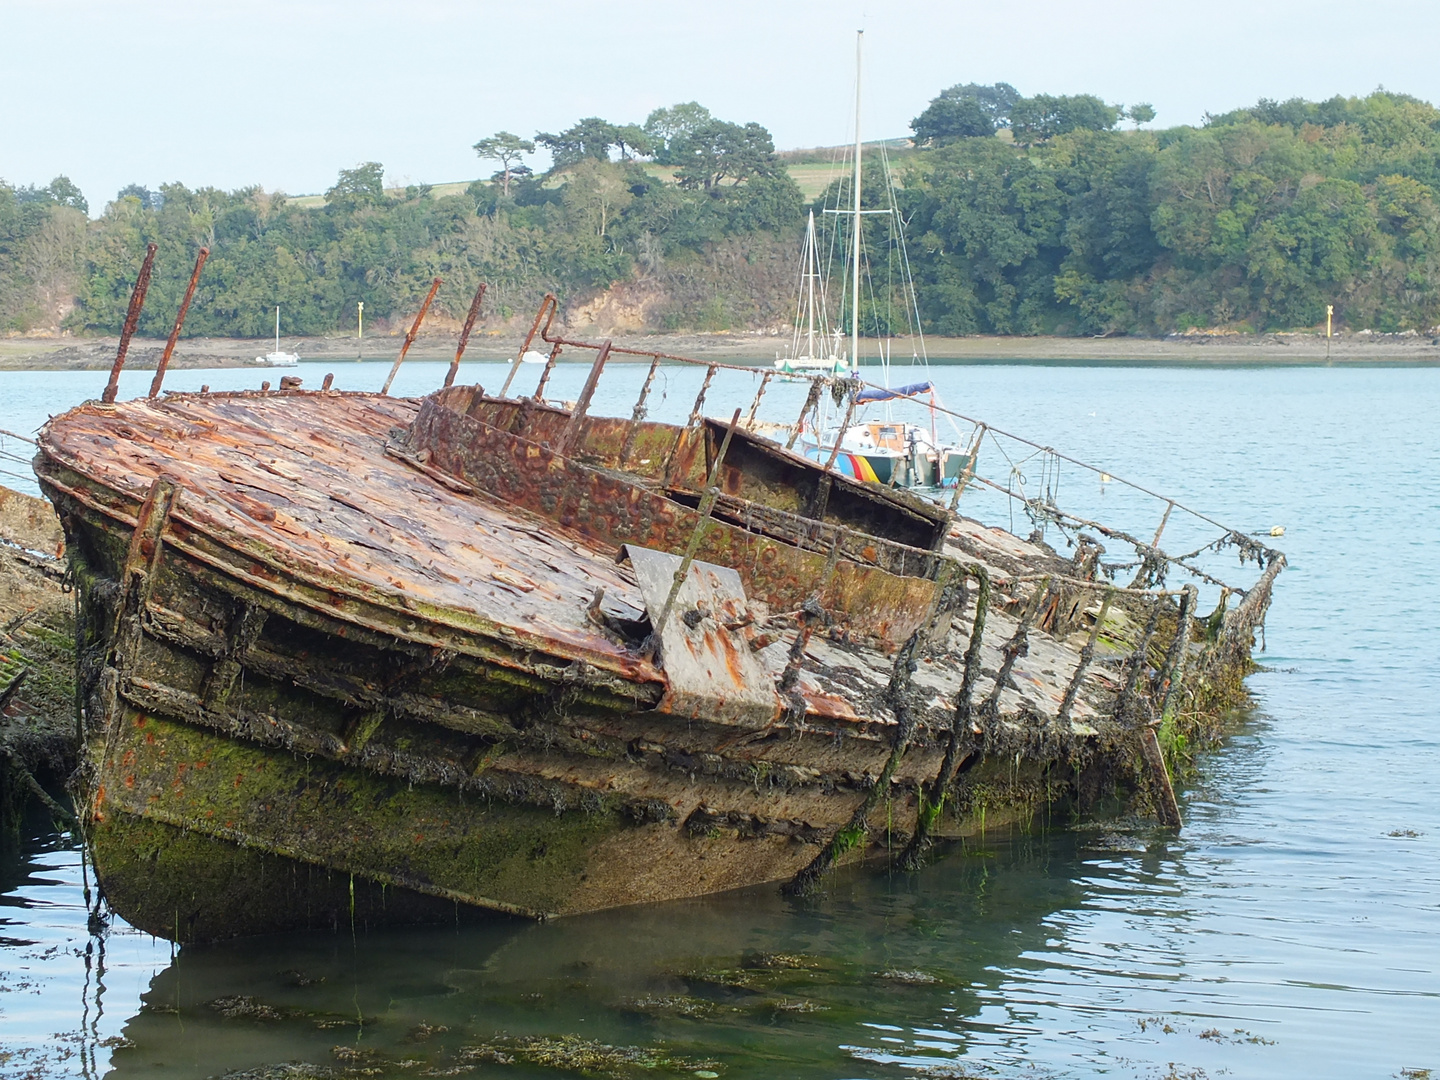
(662, 363), (718, 486)
(820, 382), (860, 473)
(381, 276), (442, 396)
(745, 371), (774, 428)
(1114, 598), (1164, 724)
(776, 528), (844, 695)
(148, 247), (209, 399)
(618, 354), (663, 467)
(686, 364), (718, 429)
(1151, 500), (1176, 548)
(1056, 588), (1115, 724)
(553, 340), (611, 456)
(649, 409), (743, 643)
(533, 342), (563, 400)
(443, 281), (487, 388)
(949, 423), (986, 510)
(102, 243), (158, 404)
(500, 293), (557, 397)
(785, 378), (824, 451)
(979, 577), (1054, 722)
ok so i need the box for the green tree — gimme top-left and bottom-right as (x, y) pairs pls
(1010, 94), (1121, 144)
(674, 120), (779, 190)
(324, 163), (386, 211)
(643, 102), (713, 164)
(115, 183), (160, 210)
(536, 118), (619, 169)
(912, 97), (995, 144)
(912, 82), (1019, 145)
(472, 132), (535, 196)
(613, 124), (654, 160)
(1126, 103), (1157, 127)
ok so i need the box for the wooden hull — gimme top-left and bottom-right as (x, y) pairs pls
(34, 387), (1237, 941)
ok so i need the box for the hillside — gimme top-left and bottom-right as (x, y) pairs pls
(7, 88), (1440, 341)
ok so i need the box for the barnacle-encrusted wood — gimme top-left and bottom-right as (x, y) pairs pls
(35, 379), (1277, 943)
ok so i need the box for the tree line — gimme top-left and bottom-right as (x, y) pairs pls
(4, 86), (1440, 337)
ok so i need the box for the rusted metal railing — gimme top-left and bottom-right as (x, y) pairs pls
(381, 277), (442, 396)
(102, 243), (158, 404)
(443, 281), (487, 389)
(149, 247), (209, 399)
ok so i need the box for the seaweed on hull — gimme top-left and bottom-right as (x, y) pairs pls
(32, 292), (1282, 942)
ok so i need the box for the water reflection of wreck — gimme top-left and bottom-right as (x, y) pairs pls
(34, 291), (1283, 942)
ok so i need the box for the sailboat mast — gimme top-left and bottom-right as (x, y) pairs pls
(850, 29), (863, 376)
(806, 210), (817, 360)
(274, 305), (280, 355)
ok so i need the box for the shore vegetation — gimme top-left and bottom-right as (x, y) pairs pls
(4, 86), (1440, 337)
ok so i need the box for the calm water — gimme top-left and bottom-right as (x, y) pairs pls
(1, 358), (1436, 1078)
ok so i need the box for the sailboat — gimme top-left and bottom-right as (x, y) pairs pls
(254, 306), (301, 367)
(774, 210), (848, 377)
(801, 31), (973, 490)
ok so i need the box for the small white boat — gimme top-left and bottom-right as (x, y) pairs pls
(774, 211), (849, 378)
(518, 349), (550, 365)
(254, 306), (301, 367)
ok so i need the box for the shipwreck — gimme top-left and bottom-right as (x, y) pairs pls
(32, 277), (1283, 942)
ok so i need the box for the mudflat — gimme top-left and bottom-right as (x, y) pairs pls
(4, 329), (1440, 370)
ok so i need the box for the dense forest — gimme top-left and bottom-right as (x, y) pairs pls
(4, 87), (1440, 338)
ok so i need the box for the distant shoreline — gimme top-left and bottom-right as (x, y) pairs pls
(4, 330), (1439, 371)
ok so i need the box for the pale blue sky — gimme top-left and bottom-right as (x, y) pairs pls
(2, 0), (1435, 212)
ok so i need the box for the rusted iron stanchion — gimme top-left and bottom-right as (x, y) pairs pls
(686, 364), (718, 428)
(381, 276), (442, 396)
(820, 381), (860, 473)
(553, 340), (611, 456)
(443, 281), (487, 389)
(501, 293), (557, 397)
(102, 243), (158, 404)
(533, 343), (563, 400)
(648, 409), (744, 644)
(901, 564), (989, 869)
(979, 577), (1054, 722)
(949, 423), (986, 510)
(1157, 584), (1198, 722)
(618, 354), (663, 466)
(745, 371), (774, 428)
(1114, 599), (1164, 724)
(662, 363), (718, 486)
(1150, 499), (1176, 548)
(807, 382), (860, 522)
(148, 246), (208, 399)
(776, 529), (844, 696)
(785, 378), (824, 451)
(1055, 588), (1116, 725)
